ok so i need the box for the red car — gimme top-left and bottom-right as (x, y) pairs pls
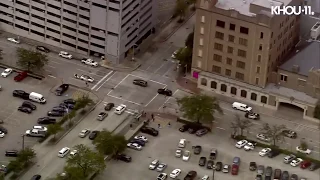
(14, 71), (28, 82)
(231, 164), (239, 175)
(300, 160), (312, 169)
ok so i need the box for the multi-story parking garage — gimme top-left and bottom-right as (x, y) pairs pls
(0, 0), (157, 64)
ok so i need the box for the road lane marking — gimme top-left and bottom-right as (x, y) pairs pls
(76, 68), (104, 78)
(107, 94), (141, 105)
(113, 74), (129, 89)
(146, 45), (172, 71)
(149, 79), (166, 86)
(145, 94), (159, 107)
(47, 75), (56, 78)
(216, 127), (226, 130)
(46, 65), (56, 68)
(154, 62), (167, 74)
(95, 72), (117, 91)
(91, 70), (114, 90)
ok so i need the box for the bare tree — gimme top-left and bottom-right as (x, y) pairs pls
(230, 114), (253, 136)
(260, 123), (286, 146)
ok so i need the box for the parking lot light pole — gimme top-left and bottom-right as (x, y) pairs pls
(212, 168), (215, 180)
(21, 134), (25, 150)
(132, 44), (138, 61)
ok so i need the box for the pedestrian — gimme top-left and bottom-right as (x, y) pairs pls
(151, 113), (154, 120)
(168, 122), (171, 127)
(130, 124), (133, 128)
(158, 123), (161, 129)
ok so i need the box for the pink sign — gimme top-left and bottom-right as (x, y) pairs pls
(193, 71), (199, 79)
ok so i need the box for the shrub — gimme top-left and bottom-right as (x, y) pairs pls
(80, 109), (87, 115)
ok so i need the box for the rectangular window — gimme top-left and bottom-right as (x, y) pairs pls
(214, 43), (223, 51)
(225, 69), (231, 76)
(215, 31), (224, 40)
(213, 54), (222, 62)
(255, 77), (259, 85)
(260, 32), (264, 39)
(229, 23), (235, 31)
(200, 27), (204, 34)
(199, 38), (203, 46)
(240, 26), (249, 34)
(216, 20), (225, 28)
(235, 72), (244, 80)
(280, 74), (287, 82)
(256, 66), (260, 73)
(228, 35), (234, 42)
(212, 65), (221, 73)
(201, 16), (205, 23)
(226, 58), (232, 65)
(227, 46), (233, 54)
(236, 61), (245, 69)
(237, 49), (246, 58)
(197, 60), (202, 68)
(198, 49), (202, 57)
(259, 44), (262, 51)
(298, 79), (306, 86)
(238, 38), (248, 46)
(257, 55), (261, 62)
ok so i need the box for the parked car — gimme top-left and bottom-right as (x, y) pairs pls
(256, 134), (271, 142)
(81, 58), (98, 67)
(36, 46), (50, 53)
(1, 68), (13, 77)
(13, 90), (29, 100)
(175, 148), (183, 158)
(182, 150), (191, 161)
(267, 149), (280, 158)
(133, 79), (148, 87)
(31, 174), (41, 180)
(89, 131), (99, 140)
(209, 148), (217, 160)
(290, 158), (303, 167)
(149, 159), (159, 170)
(140, 126), (159, 136)
(5, 150), (18, 157)
(274, 169), (282, 180)
(201, 175), (209, 180)
(281, 171), (289, 180)
(231, 164), (239, 175)
(59, 51), (72, 59)
(134, 135), (148, 142)
(290, 174), (298, 180)
(157, 173), (167, 180)
(309, 163), (320, 171)
(0, 126), (8, 134)
(193, 145), (202, 154)
(7, 37), (20, 44)
(37, 117), (56, 124)
(256, 174), (263, 180)
(22, 101), (36, 110)
(249, 162), (257, 171)
(206, 160), (214, 169)
(184, 171), (197, 180)
(283, 154), (296, 164)
(245, 112), (260, 120)
(282, 130), (297, 138)
(18, 106), (32, 114)
(259, 148), (272, 157)
(179, 124), (189, 132)
(52, 106), (67, 112)
(170, 169), (181, 178)
(130, 139), (145, 146)
(222, 164), (230, 173)
(59, 103), (74, 109)
(157, 88), (172, 96)
(104, 103), (114, 111)
(14, 71), (28, 82)
(55, 84), (69, 96)
(63, 99), (76, 105)
(265, 166), (273, 178)
(296, 146), (311, 154)
(115, 153), (131, 162)
(244, 142), (256, 151)
(47, 111), (64, 117)
(127, 143), (142, 151)
(300, 160), (312, 169)
(257, 165), (264, 175)
(97, 112), (108, 121)
(156, 163), (167, 172)
(215, 162), (223, 171)
(235, 140), (248, 148)
(78, 129), (90, 138)
(195, 128), (208, 136)
(198, 157), (206, 166)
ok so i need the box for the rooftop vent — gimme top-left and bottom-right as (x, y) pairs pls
(292, 65), (300, 73)
(311, 22), (320, 40)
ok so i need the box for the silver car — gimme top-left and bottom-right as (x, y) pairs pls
(78, 129), (90, 138)
(97, 112), (108, 121)
(222, 164), (230, 173)
(257, 165), (264, 175)
(156, 163), (167, 172)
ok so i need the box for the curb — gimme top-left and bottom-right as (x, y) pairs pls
(0, 62), (45, 80)
(100, 63), (141, 72)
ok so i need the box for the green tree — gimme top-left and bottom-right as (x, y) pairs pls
(74, 95), (93, 110)
(16, 48), (48, 72)
(174, 0), (188, 22)
(260, 123), (286, 146)
(177, 94), (223, 124)
(7, 160), (23, 173)
(175, 47), (192, 74)
(0, 172), (4, 180)
(185, 31), (194, 49)
(314, 102), (320, 120)
(17, 147), (36, 165)
(93, 129), (127, 155)
(66, 144), (106, 178)
(299, 140), (308, 151)
(230, 114), (253, 136)
(47, 123), (63, 139)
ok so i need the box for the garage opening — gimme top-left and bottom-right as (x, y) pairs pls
(278, 102), (304, 119)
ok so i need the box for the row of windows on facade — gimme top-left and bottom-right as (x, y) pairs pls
(200, 78), (268, 103)
(280, 74), (310, 87)
(14, 0), (91, 12)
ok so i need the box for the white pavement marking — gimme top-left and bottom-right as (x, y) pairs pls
(113, 74), (130, 89)
(47, 65), (56, 68)
(154, 62), (167, 74)
(76, 68), (104, 78)
(107, 94), (141, 105)
(145, 94), (159, 107)
(91, 71), (114, 90)
(149, 79), (166, 86)
(216, 127), (226, 130)
(128, 73), (148, 80)
(95, 72), (117, 91)
(47, 75), (56, 78)
(146, 45), (172, 71)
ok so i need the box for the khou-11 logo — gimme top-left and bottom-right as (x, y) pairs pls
(271, 5), (314, 15)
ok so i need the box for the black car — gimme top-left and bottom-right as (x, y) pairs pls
(36, 46), (50, 53)
(256, 174), (263, 180)
(63, 99), (76, 105)
(13, 90), (29, 100)
(55, 84), (69, 96)
(267, 149), (280, 158)
(5, 150), (18, 157)
(59, 103), (74, 109)
(290, 174), (298, 180)
(281, 171), (289, 180)
(195, 128), (208, 136)
(18, 106), (32, 114)
(130, 139), (145, 146)
(215, 162), (223, 171)
(179, 124), (189, 132)
(31, 174), (42, 180)
(309, 163), (320, 171)
(89, 131), (99, 140)
(47, 111), (64, 117)
(133, 79), (148, 87)
(52, 106), (68, 112)
(282, 130), (297, 139)
(116, 154), (132, 162)
(22, 101), (37, 110)
(249, 162), (257, 171)
(104, 103), (114, 111)
(193, 145), (202, 154)
(184, 171), (197, 180)
(199, 157), (206, 166)
(157, 88), (172, 96)
(265, 166), (273, 178)
(206, 160), (214, 169)
(0, 126), (8, 134)
(37, 117), (56, 124)
(140, 126), (159, 136)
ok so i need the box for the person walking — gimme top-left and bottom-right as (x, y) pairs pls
(168, 122), (171, 127)
(158, 123), (161, 128)
(151, 113), (154, 120)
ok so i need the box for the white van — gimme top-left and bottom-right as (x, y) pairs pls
(29, 92), (46, 104)
(232, 102), (252, 112)
(114, 104), (126, 115)
(58, 147), (70, 158)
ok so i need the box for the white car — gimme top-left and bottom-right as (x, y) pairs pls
(202, 175), (209, 180)
(149, 159), (159, 170)
(243, 142), (255, 151)
(79, 129), (90, 138)
(256, 134), (271, 142)
(7, 37), (20, 44)
(127, 143), (142, 151)
(259, 148), (271, 156)
(114, 104), (126, 115)
(0, 131), (5, 138)
(134, 135), (148, 142)
(175, 148), (183, 157)
(290, 158), (303, 167)
(58, 147), (70, 158)
(178, 139), (186, 148)
(235, 140), (248, 148)
(156, 163), (167, 172)
(157, 173), (167, 180)
(81, 58), (98, 67)
(70, 150), (78, 157)
(182, 150), (190, 161)
(59, 51), (72, 59)
(1, 68), (13, 77)
(296, 146), (312, 154)
(171, 50), (179, 59)
(80, 75), (94, 82)
(33, 125), (47, 132)
(170, 169), (181, 178)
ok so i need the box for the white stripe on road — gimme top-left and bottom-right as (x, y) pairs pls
(216, 127), (226, 130)
(47, 75), (56, 78)
(76, 68), (104, 78)
(145, 94), (158, 107)
(47, 65), (56, 68)
(107, 94), (141, 105)
(91, 71), (114, 90)
(149, 79), (166, 86)
(113, 74), (130, 89)
(95, 72), (117, 91)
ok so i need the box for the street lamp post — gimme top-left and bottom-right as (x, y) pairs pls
(21, 134), (25, 150)
(132, 44), (138, 61)
(212, 168), (215, 180)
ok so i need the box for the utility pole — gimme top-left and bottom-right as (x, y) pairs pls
(212, 168), (215, 180)
(132, 44), (138, 61)
(21, 134), (25, 150)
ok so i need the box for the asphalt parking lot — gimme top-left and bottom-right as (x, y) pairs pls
(99, 120), (320, 180)
(0, 68), (84, 165)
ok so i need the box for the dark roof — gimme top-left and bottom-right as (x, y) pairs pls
(300, 15), (320, 38)
(279, 41), (320, 76)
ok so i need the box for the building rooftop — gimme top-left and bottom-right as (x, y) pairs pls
(214, 0), (291, 16)
(279, 41), (320, 76)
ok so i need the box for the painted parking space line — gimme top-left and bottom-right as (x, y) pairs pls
(107, 94), (141, 106)
(95, 72), (117, 91)
(76, 68), (105, 78)
(145, 94), (159, 107)
(91, 70), (114, 90)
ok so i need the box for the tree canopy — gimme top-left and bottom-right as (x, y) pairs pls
(174, 0), (188, 21)
(176, 47), (192, 73)
(16, 48), (48, 72)
(65, 144), (106, 179)
(47, 124), (63, 139)
(17, 147), (36, 164)
(260, 123), (286, 146)
(230, 114), (253, 136)
(93, 129), (127, 156)
(177, 94), (222, 124)
(185, 31), (194, 49)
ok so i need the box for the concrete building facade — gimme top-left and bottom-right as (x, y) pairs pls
(192, 0), (319, 120)
(0, 0), (157, 64)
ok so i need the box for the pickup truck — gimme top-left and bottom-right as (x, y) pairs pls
(81, 58), (98, 67)
(25, 129), (46, 137)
